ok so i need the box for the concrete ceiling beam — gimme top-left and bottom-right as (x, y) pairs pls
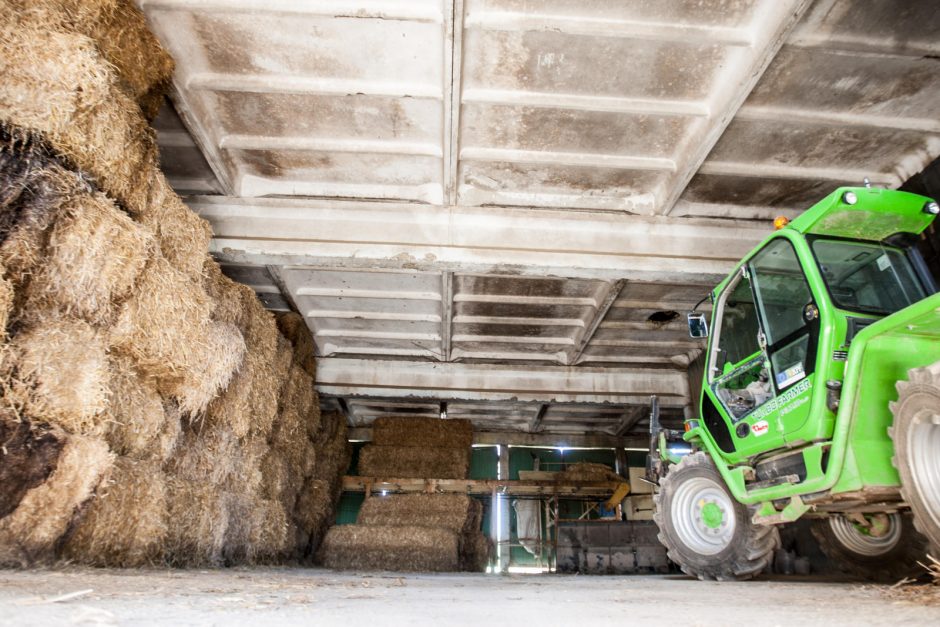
(315, 358), (690, 406)
(658, 0), (815, 216)
(191, 196), (770, 283)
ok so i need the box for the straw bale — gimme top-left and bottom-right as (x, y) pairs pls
(372, 416), (473, 449)
(140, 176), (212, 279)
(1, 11), (162, 219)
(0, 433), (112, 566)
(0, 269), (12, 338)
(0, 127), (87, 288)
(163, 477), (228, 567)
(104, 354), (177, 460)
(358, 445), (470, 480)
(318, 525), (459, 572)
(275, 311), (317, 379)
(168, 320), (246, 416)
(357, 494), (479, 534)
(218, 491), (252, 565)
(249, 497), (290, 564)
(558, 462), (620, 483)
(0, 413), (65, 519)
(164, 423), (239, 488)
(278, 364), (321, 440)
(205, 292), (283, 439)
(3, 315), (109, 433)
(9, 1), (173, 118)
(294, 478), (337, 556)
(203, 258), (252, 330)
(260, 449), (292, 501)
(459, 531), (491, 572)
(61, 457), (166, 566)
(228, 433), (265, 496)
(221, 490), (290, 565)
(78, 0), (174, 119)
(111, 254), (245, 414)
(310, 415), (352, 483)
(24, 189), (152, 325)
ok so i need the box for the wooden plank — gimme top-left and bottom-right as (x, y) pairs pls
(342, 475), (629, 498)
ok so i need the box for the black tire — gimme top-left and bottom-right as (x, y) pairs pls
(890, 362), (940, 554)
(653, 452), (778, 581)
(810, 513), (928, 582)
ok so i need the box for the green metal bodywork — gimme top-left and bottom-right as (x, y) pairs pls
(682, 187), (939, 521)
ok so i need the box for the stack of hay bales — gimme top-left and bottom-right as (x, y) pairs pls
(0, 0), (350, 567)
(318, 417), (489, 571)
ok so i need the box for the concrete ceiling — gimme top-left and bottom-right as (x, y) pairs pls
(143, 0), (940, 441)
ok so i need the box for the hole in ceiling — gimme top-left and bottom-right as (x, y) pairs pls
(647, 310), (679, 325)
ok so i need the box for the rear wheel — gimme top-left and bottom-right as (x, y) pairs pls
(810, 513), (927, 582)
(653, 452), (778, 581)
(890, 362), (940, 553)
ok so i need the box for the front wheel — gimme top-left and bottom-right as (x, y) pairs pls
(890, 362), (940, 553)
(653, 452), (778, 581)
(810, 513), (928, 582)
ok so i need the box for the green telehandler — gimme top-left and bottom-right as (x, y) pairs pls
(650, 185), (940, 581)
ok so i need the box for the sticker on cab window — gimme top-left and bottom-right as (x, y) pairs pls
(877, 254), (890, 271)
(775, 362), (806, 388)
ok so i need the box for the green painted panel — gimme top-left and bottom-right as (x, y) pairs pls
(335, 492), (365, 525)
(470, 445), (498, 479)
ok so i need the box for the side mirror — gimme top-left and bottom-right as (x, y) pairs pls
(687, 312), (709, 338)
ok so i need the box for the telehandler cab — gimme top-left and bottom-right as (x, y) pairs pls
(651, 186), (940, 581)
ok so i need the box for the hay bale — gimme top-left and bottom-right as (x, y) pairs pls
(310, 413), (352, 483)
(275, 311), (317, 379)
(204, 258), (253, 330)
(459, 531), (491, 572)
(558, 462), (620, 483)
(76, 0), (174, 119)
(0, 413), (65, 519)
(11, 1), (173, 118)
(357, 494), (478, 533)
(24, 188), (152, 325)
(61, 457), (166, 566)
(164, 423), (240, 488)
(249, 497), (290, 564)
(246, 334), (291, 440)
(259, 449), (292, 502)
(0, 127), (86, 288)
(358, 445), (470, 480)
(294, 478), (337, 557)
(277, 364), (321, 440)
(104, 354), (178, 460)
(0, 12), (161, 221)
(318, 525), (459, 572)
(139, 177), (212, 279)
(2, 315), (109, 433)
(205, 300), (282, 440)
(163, 477), (228, 567)
(0, 268), (13, 339)
(0, 433), (112, 566)
(111, 254), (246, 414)
(170, 320), (247, 416)
(372, 416), (473, 449)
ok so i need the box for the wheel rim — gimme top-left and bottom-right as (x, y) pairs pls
(828, 514), (902, 556)
(670, 476), (736, 555)
(908, 408), (940, 530)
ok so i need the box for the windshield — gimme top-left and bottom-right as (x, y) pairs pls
(811, 238), (926, 315)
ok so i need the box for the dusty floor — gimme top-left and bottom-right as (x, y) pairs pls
(1, 568), (938, 626)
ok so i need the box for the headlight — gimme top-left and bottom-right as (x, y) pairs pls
(924, 201), (939, 215)
(842, 191), (858, 205)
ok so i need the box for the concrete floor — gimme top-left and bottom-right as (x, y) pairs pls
(1, 568), (937, 627)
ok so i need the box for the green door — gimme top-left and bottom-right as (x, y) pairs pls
(706, 265), (783, 457)
(748, 238), (819, 442)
